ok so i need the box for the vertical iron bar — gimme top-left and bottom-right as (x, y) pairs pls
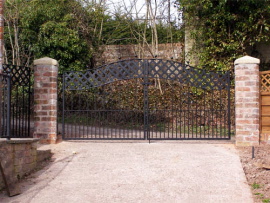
(4, 80), (6, 138)
(203, 89), (206, 139)
(219, 89), (222, 138)
(62, 72), (65, 140)
(107, 109), (109, 139)
(176, 109), (178, 139)
(199, 89), (202, 139)
(21, 87), (25, 137)
(191, 94), (194, 139)
(94, 92), (97, 139)
(7, 75), (11, 140)
(109, 110), (112, 139)
(159, 110), (161, 139)
(179, 90), (182, 138)
(187, 87), (190, 138)
(22, 87), (25, 137)
(75, 93), (77, 139)
(103, 110), (105, 138)
(171, 96), (174, 139)
(27, 68), (32, 137)
(83, 94), (85, 138)
(98, 110), (101, 139)
(15, 86), (18, 137)
(167, 110), (169, 139)
(183, 99), (186, 138)
(195, 87), (198, 139)
(87, 108), (89, 139)
(227, 71), (231, 139)
(18, 86), (21, 137)
(113, 110), (115, 138)
(143, 60), (149, 140)
(12, 94), (15, 138)
(210, 90), (214, 138)
(25, 87), (28, 137)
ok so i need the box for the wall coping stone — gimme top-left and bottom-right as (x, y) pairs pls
(234, 55), (260, 65)
(0, 138), (40, 144)
(34, 57), (59, 66)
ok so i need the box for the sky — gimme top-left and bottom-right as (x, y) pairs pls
(105, 0), (181, 25)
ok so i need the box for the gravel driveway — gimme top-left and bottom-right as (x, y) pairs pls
(0, 141), (253, 203)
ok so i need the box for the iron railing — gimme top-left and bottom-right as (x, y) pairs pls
(0, 73), (11, 139)
(0, 64), (33, 139)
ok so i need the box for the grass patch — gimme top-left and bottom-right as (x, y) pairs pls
(252, 183), (261, 189)
(255, 193), (264, 198)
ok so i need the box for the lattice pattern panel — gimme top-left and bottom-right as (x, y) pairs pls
(3, 64), (32, 86)
(64, 59), (230, 90)
(65, 60), (144, 90)
(261, 71), (270, 93)
(147, 59), (230, 90)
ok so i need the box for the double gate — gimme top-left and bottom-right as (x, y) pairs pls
(62, 59), (231, 140)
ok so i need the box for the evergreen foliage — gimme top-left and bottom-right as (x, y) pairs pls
(178, 0), (270, 70)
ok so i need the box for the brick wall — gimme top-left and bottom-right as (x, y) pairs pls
(98, 43), (183, 64)
(0, 139), (52, 191)
(0, 139), (38, 190)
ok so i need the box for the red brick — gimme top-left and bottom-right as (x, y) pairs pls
(244, 103), (259, 108)
(35, 111), (48, 116)
(236, 87), (250, 91)
(244, 136), (259, 142)
(235, 76), (250, 81)
(42, 106), (56, 110)
(41, 117), (57, 122)
(237, 120), (253, 124)
(236, 131), (250, 135)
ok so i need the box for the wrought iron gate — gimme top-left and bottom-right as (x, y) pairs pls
(62, 59), (231, 140)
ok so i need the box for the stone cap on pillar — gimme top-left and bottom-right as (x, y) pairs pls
(234, 55), (260, 65)
(34, 57), (59, 67)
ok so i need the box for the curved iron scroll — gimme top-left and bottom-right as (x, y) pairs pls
(64, 59), (230, 90)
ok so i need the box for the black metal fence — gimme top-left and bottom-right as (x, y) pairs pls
(0, 73), (11, 138)
(61, 59), (231, 140)
(0, 64), (33, 139)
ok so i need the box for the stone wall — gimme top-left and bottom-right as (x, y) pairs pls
(99, 43), (183, 64)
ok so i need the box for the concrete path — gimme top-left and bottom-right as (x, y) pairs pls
(0, 141), (253, 203)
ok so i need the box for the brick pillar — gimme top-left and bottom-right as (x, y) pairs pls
(234, 56), (260, 146)
(33, 57), (59, 144)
